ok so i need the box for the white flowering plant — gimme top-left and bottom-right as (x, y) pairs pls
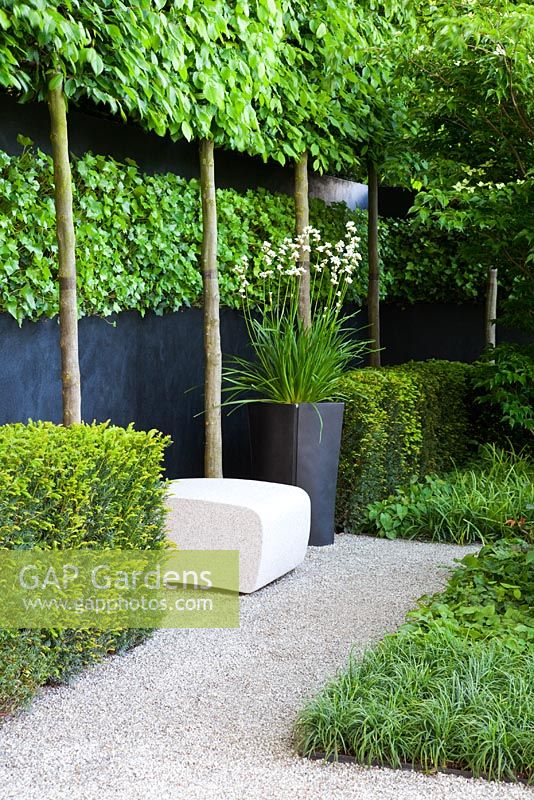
(224, 222), (369, 405)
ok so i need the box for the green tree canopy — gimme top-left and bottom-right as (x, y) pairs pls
(0, 0), (176, 131)
(409, 0), (534, 331)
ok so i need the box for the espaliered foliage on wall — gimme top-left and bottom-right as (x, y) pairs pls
(0, 145), (489, 324)
(0, 145), (360, 322)
(336, 360), (479, 533)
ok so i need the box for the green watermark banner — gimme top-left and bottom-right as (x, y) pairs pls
(0, 550), (239, 629)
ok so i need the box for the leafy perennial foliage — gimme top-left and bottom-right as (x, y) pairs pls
(408, 536), (534, 650)
(0, 145), (493, 323)
(473, 343), (534, 434)
(366, 444), (534, 545)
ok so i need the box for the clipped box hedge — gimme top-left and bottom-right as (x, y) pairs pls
(336, 361), (479, 533)
(0, 421), (170, 716)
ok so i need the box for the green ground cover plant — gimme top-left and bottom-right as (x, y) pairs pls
(0, 145), (492, 324)
(296, 628), (534, 782)
(407, 536), (534, 650)
(296, 536), (534, 782)
(365, 445), (534, 544)
(0, 422), (170, 717)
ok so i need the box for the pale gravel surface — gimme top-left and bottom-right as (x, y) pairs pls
(1, 535), (532, 800)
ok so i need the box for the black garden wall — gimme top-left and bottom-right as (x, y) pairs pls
(0, 304), (524, 479)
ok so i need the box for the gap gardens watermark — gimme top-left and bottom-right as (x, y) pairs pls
(0, 550), (239, 629)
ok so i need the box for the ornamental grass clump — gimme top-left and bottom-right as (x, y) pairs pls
(223, 222), (369, 405)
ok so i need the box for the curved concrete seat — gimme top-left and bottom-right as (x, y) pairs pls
(165, 478), (311, 593)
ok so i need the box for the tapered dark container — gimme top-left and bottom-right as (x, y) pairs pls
(248, 402), (344, 546)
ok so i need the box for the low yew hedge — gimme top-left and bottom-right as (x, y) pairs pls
(0, 422), (170, 716)
(336, 361), (480, 533)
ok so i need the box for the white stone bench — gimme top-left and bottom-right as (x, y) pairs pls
(165, 478), (311, 593)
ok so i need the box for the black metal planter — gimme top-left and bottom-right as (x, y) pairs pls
(248, 402), (344, 546)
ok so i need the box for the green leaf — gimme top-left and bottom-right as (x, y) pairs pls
(181, 120), (194, 141)
(48, 73), (63, 91)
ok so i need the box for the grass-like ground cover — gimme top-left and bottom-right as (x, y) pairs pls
(296, 536), (534, 783)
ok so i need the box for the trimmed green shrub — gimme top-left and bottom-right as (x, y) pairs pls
(0, 631), (49, 717)
(365, 445), (534, 544)
(0, 421), (170, 716)
(0, 628), (150, 716)
(0, 421), (170, 549)
(336, 361), (478, 533)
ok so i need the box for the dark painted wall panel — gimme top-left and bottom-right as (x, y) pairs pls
(0, 305), (528, 479)
(79, 312), (140, 428)
(0, 309), (254, 478)
(0, 315), (62, 425)
(379, 303), (486, 364)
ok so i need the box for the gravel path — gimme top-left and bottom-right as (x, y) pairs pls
(1, 535), (532, 800)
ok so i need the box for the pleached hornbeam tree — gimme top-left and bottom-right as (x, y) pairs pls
(294, 152), (311, 329)
(257, 3), (386, 327)
(367, 160), (381, 365)
(162, 2), (287, 477)
(0, 1), (172, 424)
(199, 138), (223, 477)
(48, 77), (81, 423)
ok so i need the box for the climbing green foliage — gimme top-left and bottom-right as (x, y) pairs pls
(380, 217), (487, 303)
(0, 145), (507, 324)
(0, 145), (364, 321)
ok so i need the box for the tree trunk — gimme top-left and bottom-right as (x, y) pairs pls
(199, 139), (223, 478)
(367, 160), (381, 367)
(295, 151), (311, 329)
(485, 267), (498, 352)
(48, 79), (81, 426)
